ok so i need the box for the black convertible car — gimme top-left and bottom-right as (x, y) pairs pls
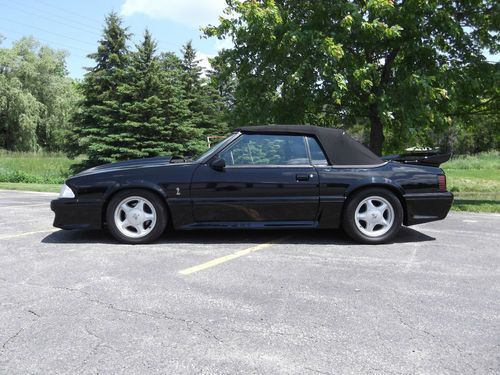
(51, 125), (453, 244)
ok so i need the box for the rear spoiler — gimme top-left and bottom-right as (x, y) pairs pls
(382, 152), (451, 167)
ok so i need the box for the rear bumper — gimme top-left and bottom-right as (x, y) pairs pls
(51, 198), (103, 230)
(403, 192), (453, 226)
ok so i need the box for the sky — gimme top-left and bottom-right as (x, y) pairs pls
(0, 0), (229, 79)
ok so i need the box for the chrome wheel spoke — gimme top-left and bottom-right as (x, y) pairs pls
(377, 202), (388, 214)
(366, 220), (375, 232)
(121, 203), (133, 213)
(366, 200), (376, 210)
(120, 219), (130, 230)
(136, 200), (145, 213)
(134, 224), (146, 235)
(144, 213), (155, 221)
(356, 212), (367, 220)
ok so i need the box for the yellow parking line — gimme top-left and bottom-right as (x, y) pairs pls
(2, 203), (48, 209)
(179, 237), (287, 275)
(0, 229), (58, 240)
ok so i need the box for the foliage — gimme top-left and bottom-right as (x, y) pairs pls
(0, 149), (73, 184)
(71, 14), (227, 170)
(205, 0), (499, 155)
(180, 41), (229, 137)
(445, 151), (500, 171)
(452, 200), (499, 213)
(119, 31), (204, 159)
(70, 12), (131, 168)
(0, 36), (80, 152)
(1, 5), (498, 163)
(445, 114), (499, 155)
(443, 151), (500, 213)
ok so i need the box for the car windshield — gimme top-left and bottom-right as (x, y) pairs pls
(194, 132), (240, 162)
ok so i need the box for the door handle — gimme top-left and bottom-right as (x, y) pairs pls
(296, 173), (311, 181)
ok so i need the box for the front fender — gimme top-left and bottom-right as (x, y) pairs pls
(103, 180), (169, 201)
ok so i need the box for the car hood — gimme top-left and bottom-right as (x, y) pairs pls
(73, 156), (189, 177)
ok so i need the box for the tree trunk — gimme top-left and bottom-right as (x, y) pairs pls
(365, 48), (399, 156)
(368, 103), (384, 156)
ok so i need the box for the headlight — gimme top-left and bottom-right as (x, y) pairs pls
(59, 183), (75, 198)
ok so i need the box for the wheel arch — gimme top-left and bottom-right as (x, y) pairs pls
(343, 183), (408, 226)
(102, 183), (171, 226)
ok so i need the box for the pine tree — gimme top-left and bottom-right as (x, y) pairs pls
(180, 41), (229, 139)
(159, 51), (205, 157)
(72, 12), (130, 168)
(119, 29), (166, 158)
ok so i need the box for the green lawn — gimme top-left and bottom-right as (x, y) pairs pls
(0, 150), (498, 212)
(0, 182), (60, 193)
(443, 151), (500, 213)
(0, 150), (74, 184)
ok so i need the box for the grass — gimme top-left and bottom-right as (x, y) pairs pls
(444, 151), (499, 170)
(0, 150), (74, 184)
(0, 149), (498, 212)
(0, 182), (60, 193)
(443, 151), (500, 213)
(451, 196), (500, 213)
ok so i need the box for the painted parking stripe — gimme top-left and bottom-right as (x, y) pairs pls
(179, 237), (288, 275)
(0, 229), (58, 240)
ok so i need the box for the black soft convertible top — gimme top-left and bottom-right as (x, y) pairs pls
(237, 125), (383, 166)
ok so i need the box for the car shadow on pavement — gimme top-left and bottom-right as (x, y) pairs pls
(41, 226), (434, 245)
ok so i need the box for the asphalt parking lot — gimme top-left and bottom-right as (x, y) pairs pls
(0, 189), (499, 374)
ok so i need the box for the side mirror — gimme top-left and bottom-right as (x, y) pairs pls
(209, 156), (226, 171)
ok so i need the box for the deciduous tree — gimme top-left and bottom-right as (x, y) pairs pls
(0, 36), (79, 152)
(205, 0), (498, 154)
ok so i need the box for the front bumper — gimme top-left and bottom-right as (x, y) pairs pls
(404, 192), (454, 226)
(51, 198), (104, 230)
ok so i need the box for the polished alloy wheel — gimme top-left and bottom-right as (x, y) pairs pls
(113, 196), (157, 238)
(354, 196), (394, 238)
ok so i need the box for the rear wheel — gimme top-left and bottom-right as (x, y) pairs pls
(343, 188), (403, 244)
(106, 189), (167, 244)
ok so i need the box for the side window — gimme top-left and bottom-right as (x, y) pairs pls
(306, 137), (329, 166)
(220, 134), (309, 166)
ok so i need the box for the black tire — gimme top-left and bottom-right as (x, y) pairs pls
(106, 189), (168, 244)
(343, 188), (403, 244)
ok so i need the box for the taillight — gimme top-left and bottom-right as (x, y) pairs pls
(438, 175), (446, 191)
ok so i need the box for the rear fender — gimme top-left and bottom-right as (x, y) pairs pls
(318, 177), (405, 229)
(343, 178), (408, 225)
(345, 177), (405, 197)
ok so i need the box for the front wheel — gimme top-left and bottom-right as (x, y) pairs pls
(106, 189), (168, 244)
(343, 188), (403, 244)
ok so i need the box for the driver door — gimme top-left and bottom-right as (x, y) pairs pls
(190, 134), (319, 224)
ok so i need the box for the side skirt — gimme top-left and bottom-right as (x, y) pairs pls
(178, 221), (319, 230)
